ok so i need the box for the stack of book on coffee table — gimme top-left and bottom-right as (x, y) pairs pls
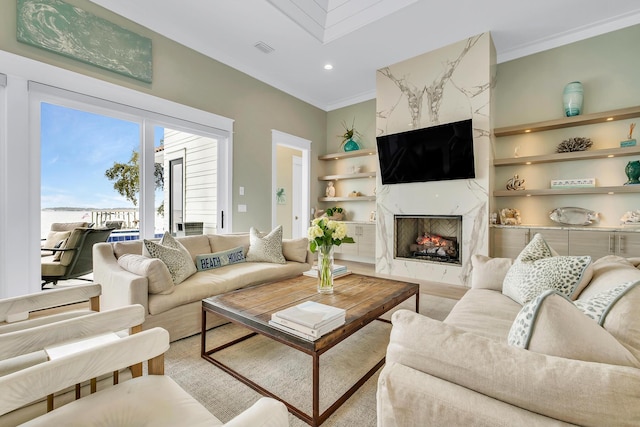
(269, 301), (346, 341)
(302, 263), (350, 279)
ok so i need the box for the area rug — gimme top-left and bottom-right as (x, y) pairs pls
(164, 295), (457, 426)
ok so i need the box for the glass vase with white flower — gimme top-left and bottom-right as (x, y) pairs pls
(307, 218), (355, 294)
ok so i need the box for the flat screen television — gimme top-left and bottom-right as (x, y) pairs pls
(376, 119), (475, 185)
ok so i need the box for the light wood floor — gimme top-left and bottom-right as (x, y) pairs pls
(338, 260), (467, 301)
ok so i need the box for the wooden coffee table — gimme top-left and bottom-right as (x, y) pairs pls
(201, 273), (418, 426)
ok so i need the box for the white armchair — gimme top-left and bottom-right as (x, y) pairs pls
(0, 305), (289, 427)
(0, 283), (101, 333)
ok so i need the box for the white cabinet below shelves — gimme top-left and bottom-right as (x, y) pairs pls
(491, 227), (640, 260)
(334, 222), (375, 264)
(491, 227), (568, 258)
(567, 230), (640, 259)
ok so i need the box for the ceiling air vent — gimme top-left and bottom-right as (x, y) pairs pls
(254, 41), (275, 54)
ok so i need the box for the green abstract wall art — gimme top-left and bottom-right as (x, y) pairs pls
(17, 0), (152, 83)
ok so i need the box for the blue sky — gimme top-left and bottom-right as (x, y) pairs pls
(40, 103), (162, 209)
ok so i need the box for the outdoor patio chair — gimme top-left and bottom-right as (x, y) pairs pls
(41, 221), (91, 257)
(41, 227), (113, 288)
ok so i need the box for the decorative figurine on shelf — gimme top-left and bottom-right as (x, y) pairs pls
(620, 210), (640, 225)
(624, 160), (640, 185)
(490, 212), (498, 224)
(621, 123), (637, 147)
(556, 137), (593, 153)
(506, 174), (525, 191)
(325, 181), (336, 197)
(499, 208), (522, 226)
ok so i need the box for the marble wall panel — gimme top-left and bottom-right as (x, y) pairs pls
(375, 32), (495, 287)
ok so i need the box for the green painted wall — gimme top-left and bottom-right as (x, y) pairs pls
(495, 24), (640, 126)
(494, 24), (640, 226)
(0, 0), (326, 232)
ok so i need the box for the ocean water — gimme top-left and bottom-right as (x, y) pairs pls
(41, 209), (165, 239)
(41, 210), (93, 239)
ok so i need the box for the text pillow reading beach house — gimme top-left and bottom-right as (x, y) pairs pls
(196, 246), (246, 271)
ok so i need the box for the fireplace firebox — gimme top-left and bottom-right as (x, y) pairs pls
(394, 215), (462, 265)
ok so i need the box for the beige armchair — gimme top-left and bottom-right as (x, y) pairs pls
(0, 308), (289, 426)
(0, 303), (145, 425)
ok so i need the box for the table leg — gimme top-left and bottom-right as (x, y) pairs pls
(313, 352), (320, 426)
(416, 291), (420, 313)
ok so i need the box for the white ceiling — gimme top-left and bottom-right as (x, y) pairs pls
(89, 0), (640, 111)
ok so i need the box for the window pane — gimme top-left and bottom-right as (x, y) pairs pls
(40, 103), (140, 238)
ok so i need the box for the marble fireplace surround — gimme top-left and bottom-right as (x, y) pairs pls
(375, 32), (495, 287)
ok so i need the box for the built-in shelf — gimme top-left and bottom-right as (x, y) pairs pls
(494, 105), (640, 137)
(318, 196), (376, 202)
(318, 172), (376, 181)
(494, 146), (640, 166)
(318, 150), (377, 161)
(494, 186), (640, 197)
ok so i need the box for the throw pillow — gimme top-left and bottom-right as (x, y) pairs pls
(195, 246), (246, 271)
(508, 290), (639, 367)
(574, 280), (639, 324)
(282, 238), (309, 263)
(143, 233), (197, 285)
(43, 230), (71, 249)
(502, 233), (554, 302)
(502, 233), (592, 304)
(52, 238), (68, 262)
(470, 255), (513, 291)
(117, 254), (175, 294)
(245, 226), (286, 264)
(517, 255), (592, 304)
(578, 281), (640, 361)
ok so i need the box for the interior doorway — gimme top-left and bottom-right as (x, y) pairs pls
(272, 130), (311, 239)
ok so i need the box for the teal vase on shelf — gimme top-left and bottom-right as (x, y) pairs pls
(343, 138), (360, 152)
(624, 160), (640, 185)
(563, 81), (583, 117)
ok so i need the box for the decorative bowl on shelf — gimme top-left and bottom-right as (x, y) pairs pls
(549, 207), (599, 226)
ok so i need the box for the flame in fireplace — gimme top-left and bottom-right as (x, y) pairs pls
(416, 233), (448, 247)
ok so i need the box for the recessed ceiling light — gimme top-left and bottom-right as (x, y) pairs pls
(324, 64), (333, 70)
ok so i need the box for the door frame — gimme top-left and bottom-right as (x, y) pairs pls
(291, 155), (303, 239)
(271, 130), (311, 238)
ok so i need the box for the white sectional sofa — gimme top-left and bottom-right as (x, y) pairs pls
(93, 232), (312, 341)
(378, 234), (640, 426)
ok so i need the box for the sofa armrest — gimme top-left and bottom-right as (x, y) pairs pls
(93, 243), (149, 313)
(387, 310), (640, 426)
(224, 397), (289, 427)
